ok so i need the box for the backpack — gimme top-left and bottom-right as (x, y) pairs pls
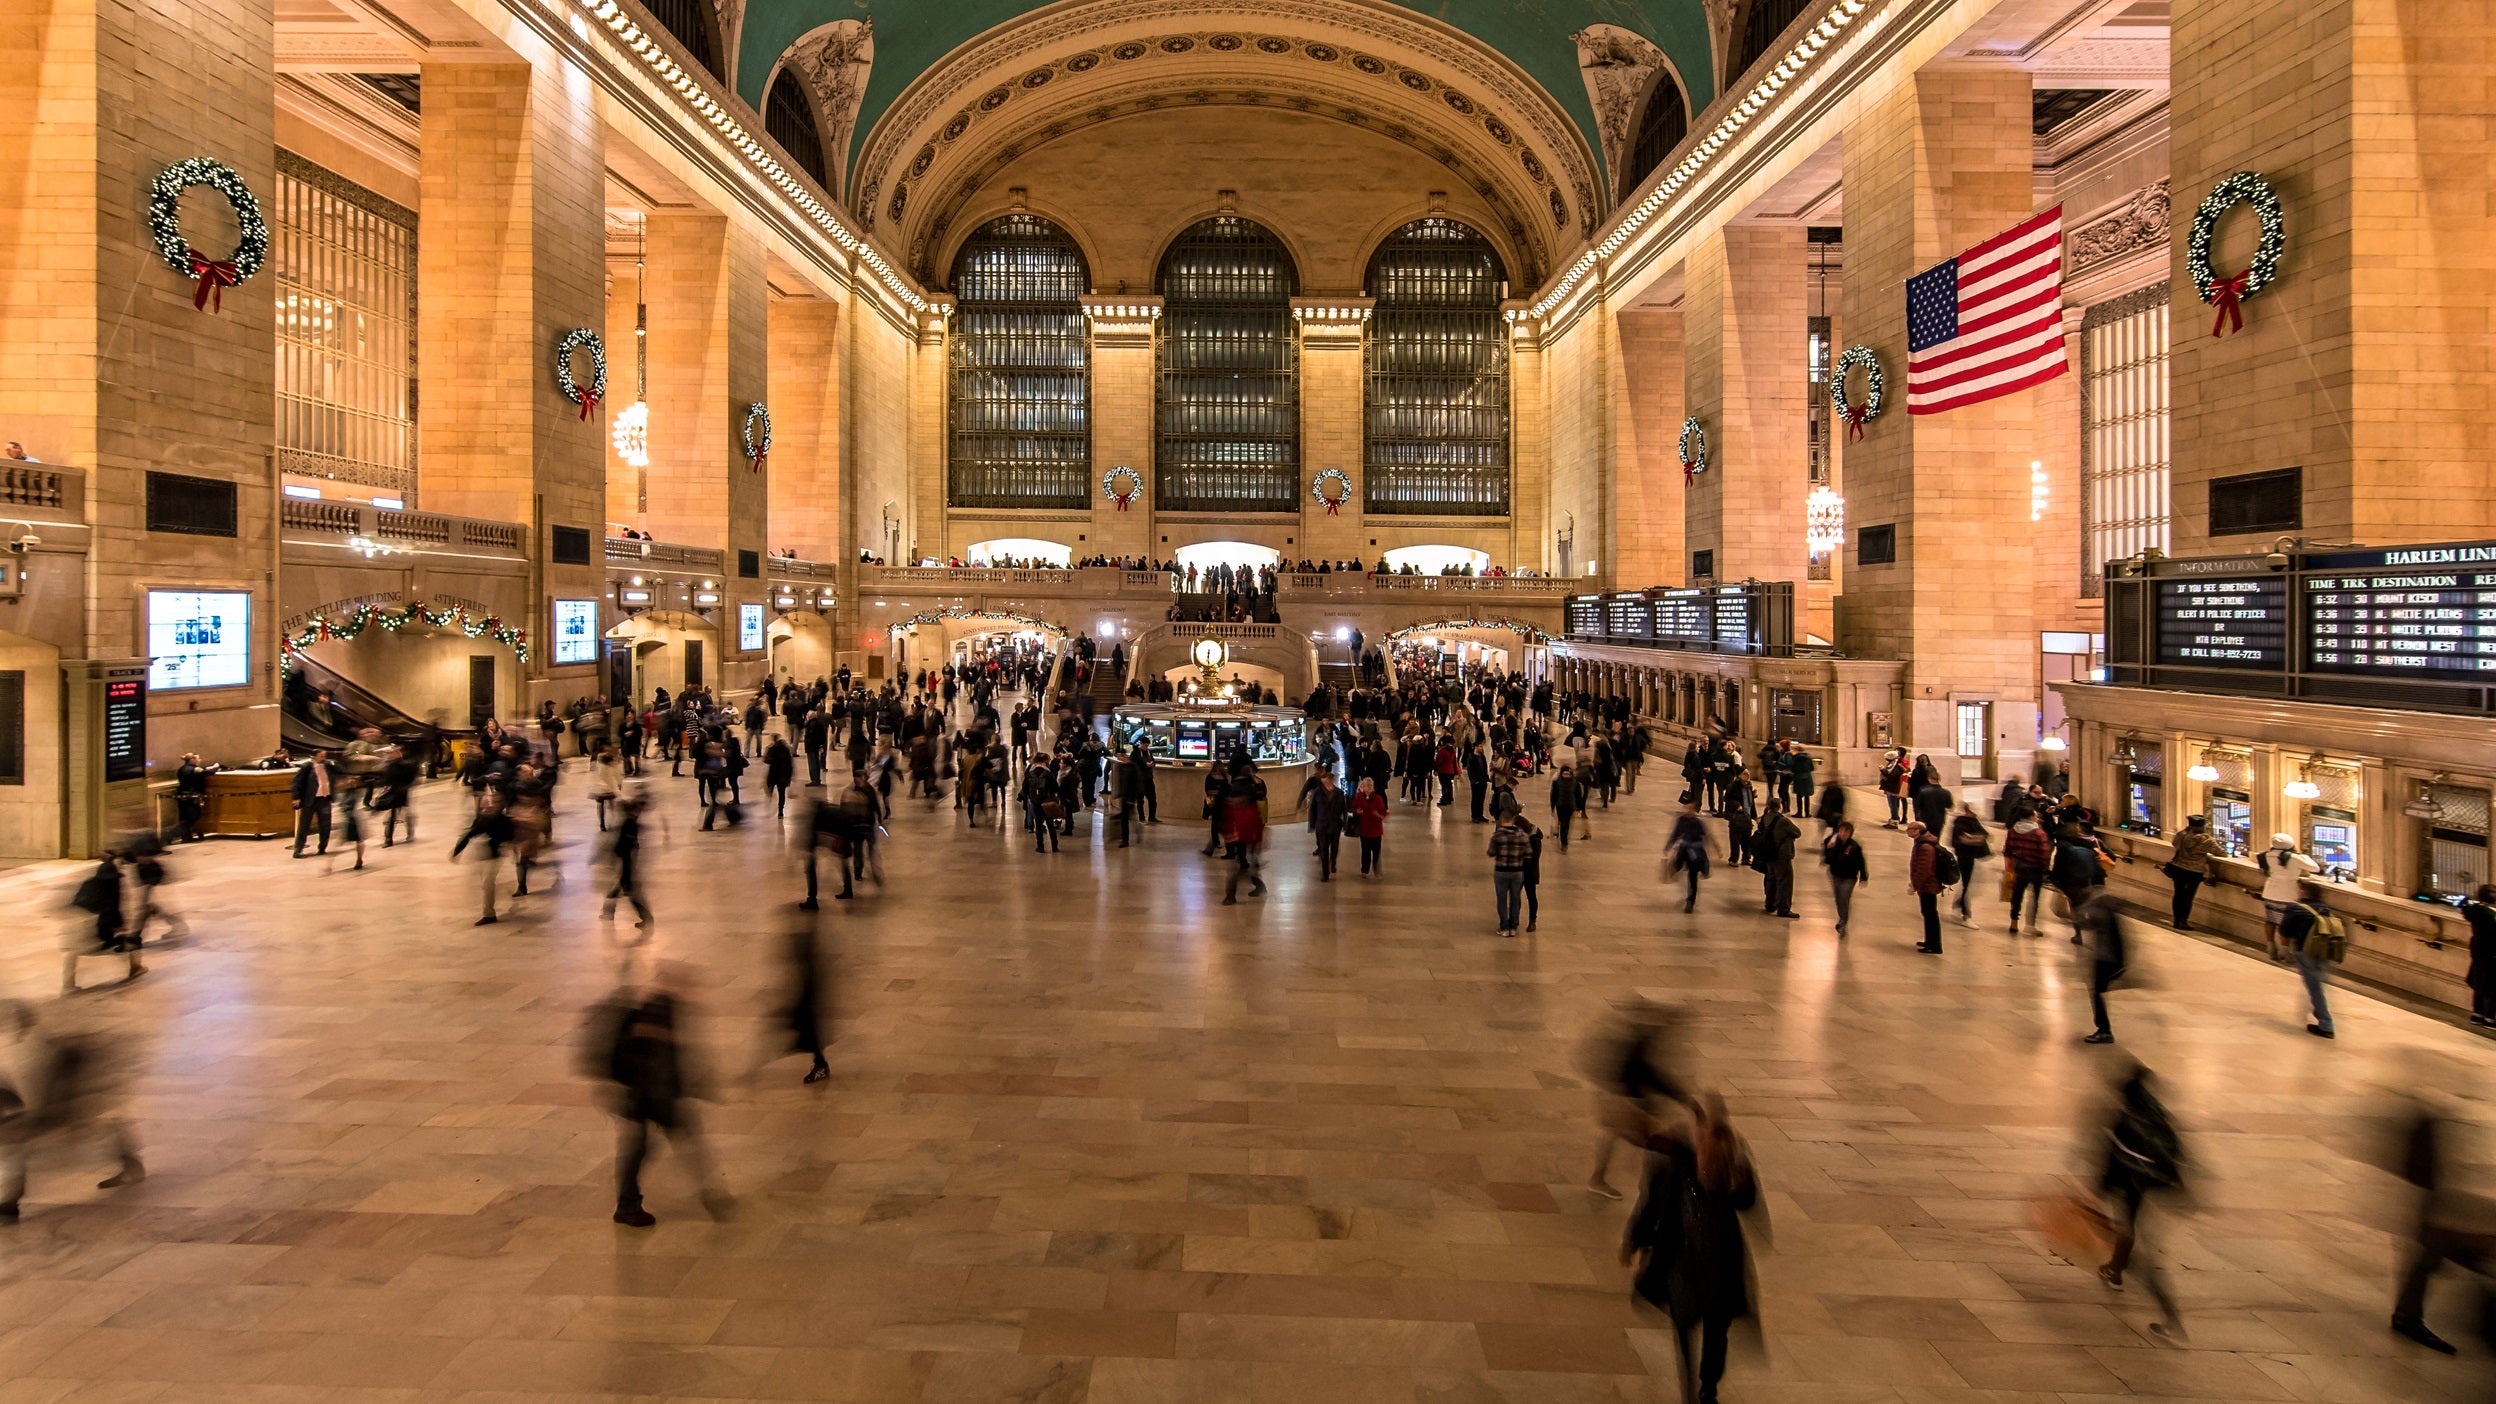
(1930, 843), (1962, 888)
(2299, 905), (2349, 963)
(70, 869), (114, 915)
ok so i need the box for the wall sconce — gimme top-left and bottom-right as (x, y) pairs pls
(2283, 755), (2324, 801)
(2186, 748), (2221, 783)
(2029, 460), (2049, 523)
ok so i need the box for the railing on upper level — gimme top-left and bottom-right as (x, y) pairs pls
(866, 565), (1177, 592)
(1362, 574), (1575, 595)
(765, 555), (836, 581)
(0, 464), (82, 517)
(605, 536), (727, 571)
(282, 498), (527, 557)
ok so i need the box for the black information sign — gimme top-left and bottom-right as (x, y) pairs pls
(103, 675), (147, 783)
(1565, 596), (1603, 636)
(1603, 594), (1653, 640)
(1564, 583), (1794, 657)
(1712, 586), (1757, 651)
(2154, 578), (2287, 668)
(1651, 589), (1710, 645)
(2305, 569), (2496, 676)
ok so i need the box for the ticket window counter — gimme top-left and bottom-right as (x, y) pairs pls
(2210, 789), (2254, 858)
(2115, 744), (2164, 839)
(2305, 806), (2359, 885)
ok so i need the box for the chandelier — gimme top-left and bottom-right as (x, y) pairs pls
(1805, 486), (1846, 553)
(610, 218), (651, 471)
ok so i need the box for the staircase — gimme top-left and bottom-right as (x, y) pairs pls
(1088, 660), (1128, 709)
(1318, 661), (1360, 693)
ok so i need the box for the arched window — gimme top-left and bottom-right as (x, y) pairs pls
(1363, 218), (1509, 516)
(948, 215), (1090, 510)
(765, 70), (829, 193)
(642, 0), (720, 79)
(1621, 70), (1689, 199)
(1733, 0), (1812, 85)
(1156, 217), (1298, 513)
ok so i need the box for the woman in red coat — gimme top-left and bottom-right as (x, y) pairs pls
(1351, 777), (1391, 877)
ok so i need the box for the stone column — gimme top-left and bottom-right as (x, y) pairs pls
(768, 293), (841, 560)
(1295, 301), (1372, 563)
(418, 57), (609, 709)
(1615, 306), (1686, 589)
(1836, 62), (2041, 784)
(1506, 307), (1549, 573)
(1082, 298), (1158, 560)
(2169, 0), (2496, 552)
(1682, 224), (1810, 587)
(0, 0), (279, 839)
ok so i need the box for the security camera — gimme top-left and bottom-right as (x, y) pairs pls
(5, 533), (35, 554)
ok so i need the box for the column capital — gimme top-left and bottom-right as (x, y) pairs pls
(1292, 298), (1373, 343)
(1082, 296), (1160, 349)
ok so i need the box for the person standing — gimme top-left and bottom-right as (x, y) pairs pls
(1665, 803), (1710, 914)
(1518, 813), (1544, 933)
(2078, 887), (2127, 1044)
(588, 977), (733, 1228)
(1488, 810), (1531, 936)
(2164, 815), (2221, 931)
(1624, 1094), (1763, 1404)
(1463, 741), (1491, 823)
(1351, 777), (1389, 876)
(1755, 801), (1800, 919)
(1907, 821), (1948, 953)
(2279, 881), (2344, 1039)
(2257, 833), (2321, 960)
(289, 750), (335, 858)
(1948, 803), (1991, 926)
(1879, 751), (1910, 828)
(174, 753), (212, 841)
(1307, 770), (1348, 882)
(1820, 821), (1867, 938)
(2465, 884), (2496, 1027)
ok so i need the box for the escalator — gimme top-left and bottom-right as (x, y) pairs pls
(282, 653), (456, 755)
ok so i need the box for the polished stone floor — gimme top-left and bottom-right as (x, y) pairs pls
(0, 736), (2490, 1403)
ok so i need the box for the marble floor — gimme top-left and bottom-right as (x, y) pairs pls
(0, 741), (2489, 1404)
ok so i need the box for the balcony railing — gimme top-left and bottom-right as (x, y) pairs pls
(605, 536), (727, 571)
(765, 555), (836, 581)
(282, 498), (526, 557)
(0, 464), (81, 516)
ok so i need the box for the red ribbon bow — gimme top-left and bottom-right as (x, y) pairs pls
(2209, 272), (2249, 339)
(576, 388), (599, 422)
(1843, 406), (1870, 441)
(188, 253), (239, 312)
(1682, 455), (1698, 485)
(749, 449), (766, 475)
(1322, 495), (1342, 516)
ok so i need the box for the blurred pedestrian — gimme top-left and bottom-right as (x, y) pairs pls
(2096, 1060), (2188, 1339)
(600, 793), (652, 932)
(1624, 1093), (1764, 1404)
(0, 1003), (144, 1222)
(64, 853), (141, 994)
(1580, 1000), (1682, 1200)
(1820, 821), (1867, 938)
(2078, 887), (2127, 1044)
(1665, 802), (1710, 914)
(2386, 1071), (2489, 1355)
(2465, 884), (2496, 1027)
(584, 972), (732, 1228)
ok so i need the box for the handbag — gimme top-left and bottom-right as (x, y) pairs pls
(1041, 800), (1068, 823)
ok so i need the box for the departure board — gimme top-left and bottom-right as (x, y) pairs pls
(2155, 578), (2287, 667)
(1651, 589), (1710, 645)
(1712, 587), (1757, 650)
(2305, 569), (2496, 675)
(1566, 596), (1602, 636)
(1603, 594), (1653, 640)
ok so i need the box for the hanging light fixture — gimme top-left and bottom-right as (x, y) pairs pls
(611, 216), (651, 476)
(2186, 744), (2222, 784)
(2283, 754), (2324, 801)
(1805, 486), (1846, 553)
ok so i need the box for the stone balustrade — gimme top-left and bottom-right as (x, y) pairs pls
(0, 464), (80, 516)
(282, 498), (528, 558)
(605, 536), (727, 571)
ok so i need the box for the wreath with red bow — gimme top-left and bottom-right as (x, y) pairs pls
(148, 158), (267, 313)
(2189, 172), (2285, 339)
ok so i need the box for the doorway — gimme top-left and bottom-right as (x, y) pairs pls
(1954, 700), (1993, 781)
(468, 656), (496, 726)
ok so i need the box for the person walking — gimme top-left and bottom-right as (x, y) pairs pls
(1755, 801), (1800, 919)
(2163, 815), (2221, 931)
(2096, 1060), (2189, 1339)
(450, 790), (514, 927)
(1351, 777), (1389, 876)
(1948, 802), (1991, 926)
(65, 853), (142, 994)
(1581, 1000), (1680, 1201)
(2279, 881), (2345, 1039)
(1307, 769), (1348, 881)
(2465, 884), (2496, 1027)
(2003, 810), (2052, 934)
(2078, 887), (2127, 1044)
(1624, 1093), (1764, 1404)
(1821, 821), (1867, 938)
(0, 1004), (145, 1222)
(589, 745), (624, 831)
(1907, 821), (1949, 953)
(586, 976), (733, 1228)
(1021, 756), (1063, 854)
(1665, 803), (1710, 914)
(600, 793), (653, 932)
(772, 921), (832, 1085)
(762, 734), (795, 818)
(1218, 760), (1269, 905)
(2257, 833), (2321, 961)
(1488, 810), (1531, 936)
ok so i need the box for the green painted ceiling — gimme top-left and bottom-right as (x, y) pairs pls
(735, 0), (1716, 178)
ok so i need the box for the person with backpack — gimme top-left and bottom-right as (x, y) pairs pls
(1907, 821), (1955, 953)
(2279, 881), (2345, 1039)
(585, 975), (732, 1228)
(1948, 802), (1992, 927)
(2257, 834), (2321, 961)
(2096, 1060), (2188, 1339)
(1665, 802), (1711, 914)
(65, 852), (141, 994)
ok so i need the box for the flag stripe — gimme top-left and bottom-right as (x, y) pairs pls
(1909, 356), (2068, 415)
(1957, 205), (2063, 269)
(1904, 204), (2067, 416)
(1908, 327), (2067, 395)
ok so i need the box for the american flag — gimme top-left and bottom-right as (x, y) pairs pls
(1905, 206), (2069, 416)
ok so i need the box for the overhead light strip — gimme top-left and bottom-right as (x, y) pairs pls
(1510, 0), (1874, 327)
(578, 0), (929, 314)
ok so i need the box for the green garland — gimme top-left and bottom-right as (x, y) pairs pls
(893, 605), (1056, 632)
(2188, 172), (2286, 337)
(1830, 345), (1884, 437)
(1388, 617), (1552, 644)
(148, 157), (268, 312)
(281, 601), (528, 672)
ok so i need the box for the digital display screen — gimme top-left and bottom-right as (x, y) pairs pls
(2154, 578), (2287, 668)
(103, 675), (146, 783)
(552, 599), (599, 665)
(1712, 587), (1755, 650)
(2305, 571), (2496, 675)
(1651, 589), (1710, 643)
(739, 603), (766, 652)
(1565, 597), (1603, 636)
(1175, 721), (1210, 760)
(1603, 595), (1653, 640)
(147, 590), (251, 690)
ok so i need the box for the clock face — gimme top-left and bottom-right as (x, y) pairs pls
(1193, 638), (1226, 670)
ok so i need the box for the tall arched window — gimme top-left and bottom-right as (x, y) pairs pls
(1156, 217), (1299, 513)
(1621, 70), (1690, 199)
(1733, 0), (1811, 85)
(948, 215), (1090, 510)
(765, 70), (830, 193)
(1364, 219), (1509, 516)
(643, 0), (720, 79)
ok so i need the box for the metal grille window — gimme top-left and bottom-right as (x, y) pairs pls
(1622, 71), (1689, 198)
(1363, 219), (1508, 516)
(1157, 217), (1298, 513)
(1806, 315), (1832, 485)
(1734, 0), (1812, 81)
(643, 0), (718, 77)
(2420, 784), (2492, 899)
(947, 215), (1090, 511)
(273, 153), (416, 503)
(765, 71), (829, 193)
(2080, 285), (2170, 596)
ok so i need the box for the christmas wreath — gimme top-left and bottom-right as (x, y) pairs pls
(1101, 465), (1144, 510)
(1310, 468), (1354, 515)
(2188, 172), (2285, 339)
(1679, 417), (1708, 483)
(1830, 345), (1885, 439)
(742, 403), (772, 473)
(280, 601), (528, 672)
(147, 157), (268, 313)
(553, 329), (607, 421)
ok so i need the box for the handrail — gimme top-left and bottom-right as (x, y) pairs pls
(282, 498), (528, 558)
(765, 555), (836, 581)
(0, 464), (79, 514)
(605, 536), (726, 571)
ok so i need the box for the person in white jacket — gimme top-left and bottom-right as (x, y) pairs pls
(2257, 833), (2320, 961)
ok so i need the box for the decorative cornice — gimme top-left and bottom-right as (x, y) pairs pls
(1572, 25), (1670, 200)
(779, 19), (873, 198)
(2069, 179), (2169, 278)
